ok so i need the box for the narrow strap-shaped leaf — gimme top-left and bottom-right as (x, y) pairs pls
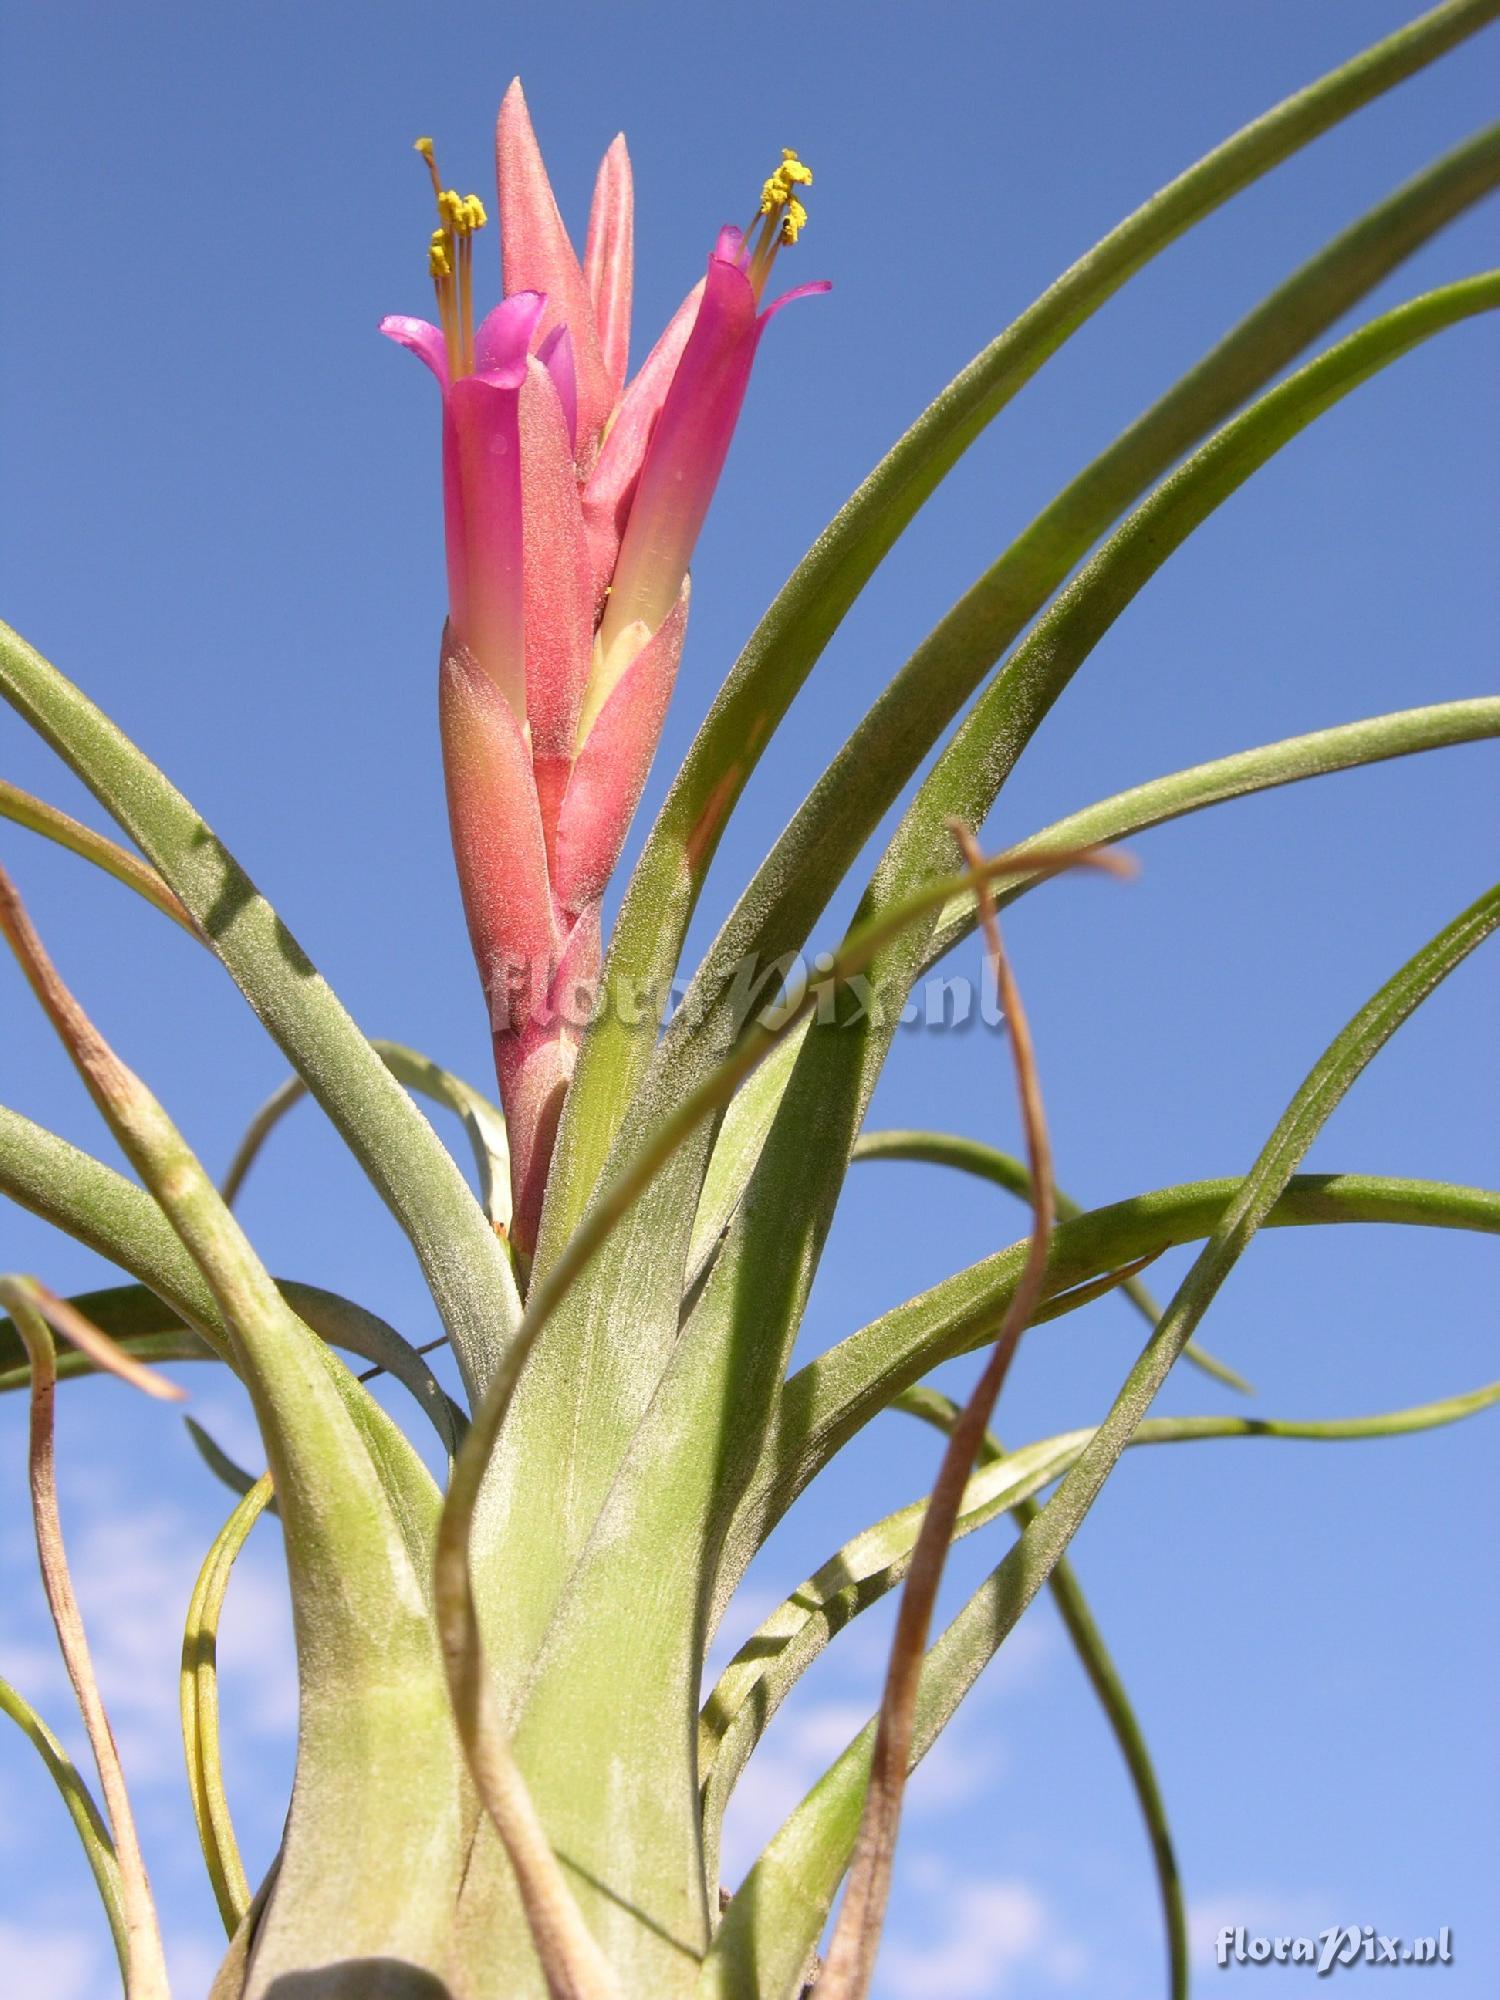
(0, 866), (470, 1983)
(1, 1327), (206, 1389)
(657, 138), (1500, 1166)
(448, 849), (1119, 1693)
(720, 1170), (1500, 1615)
(0, 762), (516, 1266)
(853, 1129), (1247, 1392)
(703, 1378), (1500, 1998)
(0, 1673), (128, 1976)
(682, 698), (1500, 1318)
(222, 1038), (512, 1238)
(0, 1276), (172, 1997)
(895, 1389), (1184, 2000)
(518, 192), (1500, 1682)
(921, 694), (1500, 971)
(699, 883), (1500, 1998)
(547, 19), (1500, 1260)
(0, 1144), (464, 1460)
(819, 823), (1060, 2000)
(181, 1475), (274, 1934)
(438, 848), (1111, 1988)
(689, 273), (1500, 1615)
(0, 776), (193, 929)
(185, 1417), (279, 1515)
(0, 619), (521, 1400)
(205, 1852), (279, 2000)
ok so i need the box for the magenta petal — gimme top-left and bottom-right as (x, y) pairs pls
(536, 323), (579, 454)
(519, 356), (592, 766)
(595, 254), (758, 663)
(714, 224), (748, 268)
(380, 314), (449, 390)
(496, 80), (612, 457)
(439, 632), (556, 1033)
(760, 277), (833, 321)
(553, 583), (689, 917)
(473, 289), (547, 386)
(579, 276), (705, 614)
(584, 134), (634, 405)
(448, 373), (527, 717)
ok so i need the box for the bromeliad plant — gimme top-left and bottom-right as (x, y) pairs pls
(2, 5), (1498, 1995)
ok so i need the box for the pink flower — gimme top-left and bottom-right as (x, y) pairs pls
(382, 93), (826, 1260)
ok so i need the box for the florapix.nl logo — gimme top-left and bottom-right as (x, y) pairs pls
(1215, 1926), (1453, 1974)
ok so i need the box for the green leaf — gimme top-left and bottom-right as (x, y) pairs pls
(852, 1129), (1248, 1392)
(709, 1367), (1500, 1996)
(681, 698), (1500, 1327)
(221, 1038), (513, 1239)
(689, 272), (1500, 1618)
(1, 859), (470, 1985)
(923, 695), (1500, 970)
(0, 776), (193, 930)
(0, 1674), (128, 1977)
(438, 846), (1095, 1989)
(722, 1171), (1500, 1612)
(703, 1377), (1500, 1999)
(181, 1476), (274, 1934)
(887, 1390), (1187, 2000)
(700, 883), (1500, 1998)
(1, 1273), (172, 1995)
(510, 221), (1500, 1759)
(549, 108), (1500, 1276)
(0, 619), (520, 1401)
(0, 1128), (464, 1461)
(184, 1416), (279, 1516)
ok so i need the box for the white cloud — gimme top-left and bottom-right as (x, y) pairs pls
(906, 1723), (1005, 1817)
(0, 1918), (106, 2000)
(720, 1690), (903, 1882)
(67, 1502), (294, 1780)
(0, 1485), (296, 1794)
(716, 1601), (1042, 1882)
(878, 1869), (1085, 1998)
(719, 1689), (1010, 1887)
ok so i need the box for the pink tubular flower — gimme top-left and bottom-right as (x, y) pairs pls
(381, 95), (827, 1261)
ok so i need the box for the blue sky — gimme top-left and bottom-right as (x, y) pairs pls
(2, 2), (1497, 1995)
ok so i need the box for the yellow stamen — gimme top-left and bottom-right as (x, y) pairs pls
(413, 136), (488, 378)
(458, 223), (475, 377)
(746, 147), (812, 297)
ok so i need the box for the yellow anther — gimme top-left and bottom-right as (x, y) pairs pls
(750, 145), (813, 284)
(435, 188), (487, 237)
(758, 148), (814, 228)
(428, 235), (452, 279)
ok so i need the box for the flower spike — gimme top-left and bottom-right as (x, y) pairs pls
(386, 99), (826, 1254)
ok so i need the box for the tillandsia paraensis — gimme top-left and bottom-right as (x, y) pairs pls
(1, 4), (1497, 1996)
